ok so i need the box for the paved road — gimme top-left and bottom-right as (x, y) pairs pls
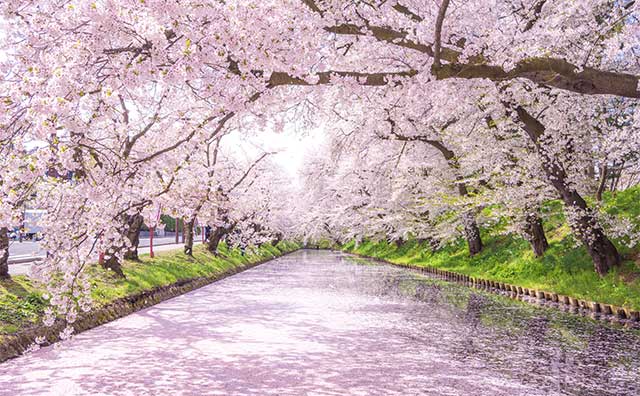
(7, 241), (46, 257)
(8, 242), (202, 276)
(8, 234), (203, 258)
(1, 250), (639, 395)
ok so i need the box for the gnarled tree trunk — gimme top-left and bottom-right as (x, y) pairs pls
(461, 210), (483, 256)
(457, 177), (483, 256)
(101, 213), (144, 278)
(0, 227), (9, 279)
(559, 189), (620, 276)
(184, 219), (195, 256)
(523, 211), (549, 257)
(270, 232), (283, 247)
(207, 223), (234, 254)
(206, 227), (225, 254)
(124, 214), (144, 261)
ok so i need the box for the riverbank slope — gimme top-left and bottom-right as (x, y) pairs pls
(341, 188), (640, 311)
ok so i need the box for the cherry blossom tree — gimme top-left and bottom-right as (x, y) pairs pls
(0, 0), (638, 336)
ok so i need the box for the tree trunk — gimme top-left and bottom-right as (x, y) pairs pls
(270, 232), (283, 247)
(420, 139), (485, 256)
(207, 226), (227, 254)
(102, 254), (125, 278)
(456, 182), (484, 256)
(0, 227), (10, 279)
(124, 214), (144, 261)
(100, 213), (142, 278)
(595, 164), (608, 202)
(462, 210), (483, 256)
(184, 219), (195, 256)
(417, 237), (440, 253)
(563, 190), (620, 276)
(175, 217), (180, 244)
(524, 212), (549, 257)
(513, 105), (620, 276)
(427, 237), (440, 253)
(609, 160), (624, 193)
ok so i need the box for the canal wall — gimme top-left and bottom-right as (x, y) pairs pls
(0, 245), (300, 363)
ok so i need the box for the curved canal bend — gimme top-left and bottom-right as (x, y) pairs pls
(0, 250), (638, 395)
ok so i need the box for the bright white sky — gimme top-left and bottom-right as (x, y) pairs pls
(224, 126), (327, 181)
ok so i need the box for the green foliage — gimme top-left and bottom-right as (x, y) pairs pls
(160, 214), (177, 232)
(0, 293), (46, 334)
(0, 241), (300, 335)
(603, 186), (640, 226)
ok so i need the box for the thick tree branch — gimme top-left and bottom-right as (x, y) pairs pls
(101, 3), (640, 99)
(268, 69), (417, 87)
(301, 0), (324, 16)
(434, 57), (640, 98)
(433, 0), (451, 68)
(380, 117), (456, 160)
(325, 23), (434, 55)
(522, 0), (548, 32)
(322, 18), (640, 98)
(392, 3), (424, 22)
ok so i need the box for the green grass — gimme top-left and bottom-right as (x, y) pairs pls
(0, 241), (299, 336)
(343, 187), (640, 311)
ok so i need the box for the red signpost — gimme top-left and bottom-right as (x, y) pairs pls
(175, 217), (179, 244)
(150, 206), (162, 259)
(149, 227), (155, 258)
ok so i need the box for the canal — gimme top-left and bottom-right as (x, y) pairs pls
(0, 250), (638, 395)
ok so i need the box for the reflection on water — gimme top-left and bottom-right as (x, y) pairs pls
(339, 252), (640, 396)
(0, 249), (638, 396)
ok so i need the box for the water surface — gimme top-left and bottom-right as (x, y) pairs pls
(0, 250), (638, 395)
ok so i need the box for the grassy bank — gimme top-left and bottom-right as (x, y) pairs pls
(0, 241), (299, 336)
(342, 188), (640, 311)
